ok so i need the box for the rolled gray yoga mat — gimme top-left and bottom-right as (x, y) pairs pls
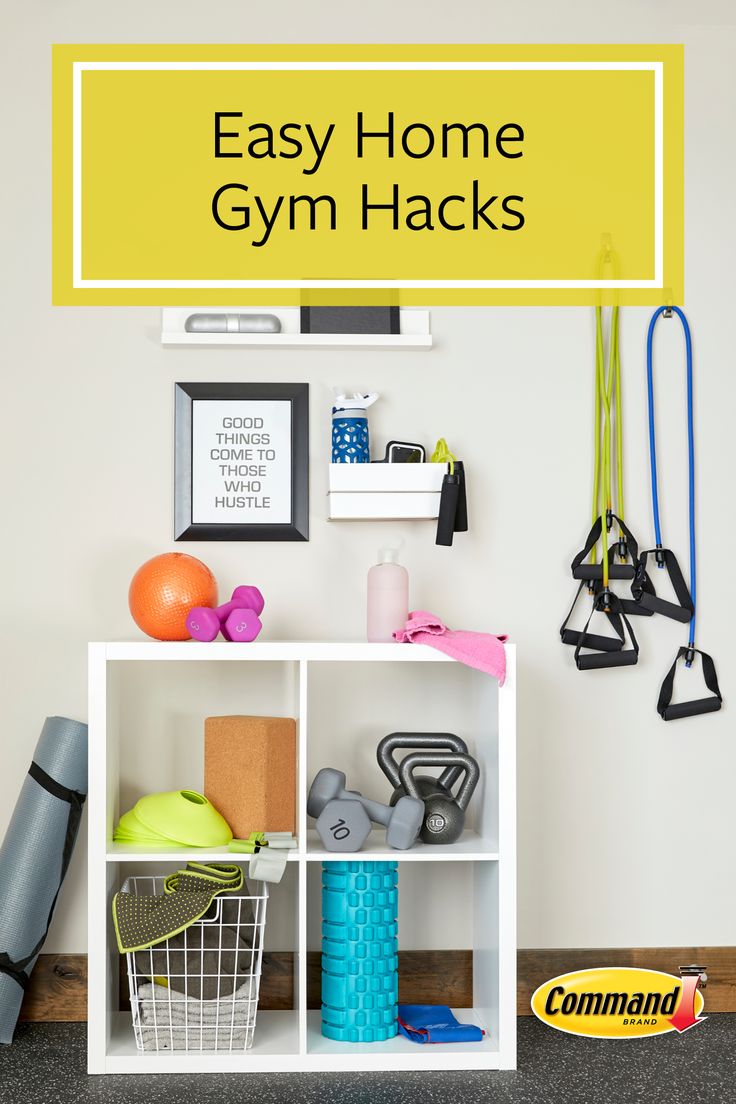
(0, 716), (88, 1044)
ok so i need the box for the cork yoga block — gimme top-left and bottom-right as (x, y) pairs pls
(204, 715), (296, 837)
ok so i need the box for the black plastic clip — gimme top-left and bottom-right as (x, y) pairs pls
(606, 508), (613, 532)
(655, 544), (666, 568)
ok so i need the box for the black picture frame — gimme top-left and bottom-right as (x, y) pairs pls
(174, 382), (309, 542)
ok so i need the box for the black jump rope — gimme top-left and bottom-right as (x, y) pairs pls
(436, 460), (468, 546)
(561, 305), (722, 720)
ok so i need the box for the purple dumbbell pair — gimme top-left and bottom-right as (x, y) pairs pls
(186, 585), (264, 643)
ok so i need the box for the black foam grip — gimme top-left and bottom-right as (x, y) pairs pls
(576, 649), (639, 670)
(453, 461), (468, 532)
(661, 697), (723, 721)
(632, 549), (694, 623)
(573, 563), (635, 581)
(436, 475), (460, 547)
(637, 594), (693, 623)
(560, 629), (624, 652)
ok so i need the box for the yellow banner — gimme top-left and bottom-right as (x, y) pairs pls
(52, 44), (683, 305)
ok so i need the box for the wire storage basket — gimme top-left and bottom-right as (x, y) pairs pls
(122, 874), (269, 1052)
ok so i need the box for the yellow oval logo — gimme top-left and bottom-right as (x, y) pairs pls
(531, 967), (705, 1039)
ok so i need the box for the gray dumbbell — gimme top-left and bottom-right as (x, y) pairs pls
(314, 798), (372, 852)
(308, 767), (423, 850)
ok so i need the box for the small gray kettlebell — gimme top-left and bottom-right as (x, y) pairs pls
(399, 752), (480, 845)
(377, 732), (470, 806)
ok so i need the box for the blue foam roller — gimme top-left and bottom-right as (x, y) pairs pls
(321, 861), (398, 1043)
(0, 717), (88, 1043)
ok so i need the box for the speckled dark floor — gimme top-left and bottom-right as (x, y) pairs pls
(1, 1017), (733, 1103)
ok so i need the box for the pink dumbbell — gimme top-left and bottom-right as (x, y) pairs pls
(186, 586), (264, 642)
(223, 606), (262, 642)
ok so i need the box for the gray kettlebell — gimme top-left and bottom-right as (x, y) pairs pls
(399, 752), (480, 845)
(377, 732), (470, 807)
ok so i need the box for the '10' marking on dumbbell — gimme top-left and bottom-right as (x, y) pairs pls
(329, 818), (350, 841)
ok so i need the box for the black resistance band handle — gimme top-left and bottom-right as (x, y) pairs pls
(657, 646), (723, 721)
(559, 582), (624, 652)
(573, 591), (639, 670)
(632, 549), (694, 624)
(571, 514), (640, 581)
(436, 473), (460, 546)
(453, 461), (468, 532)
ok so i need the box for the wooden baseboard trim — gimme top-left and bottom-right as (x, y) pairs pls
(517, 948), (736, 1015)
(19, 955), (87, 1023)
(20, 947), (736, 1022)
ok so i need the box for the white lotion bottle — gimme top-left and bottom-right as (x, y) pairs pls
(367, 546), (409, 642)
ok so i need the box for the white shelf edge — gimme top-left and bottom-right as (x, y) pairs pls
(103, 1010), (507, 1073)
(305, 1008), (499, 1064)
(105, 843), (300, 863)
(305, 829), (498, 862)
(95, 641), (475, 663)
(161, 307), (431, 349)
(162, 332), (432, 349)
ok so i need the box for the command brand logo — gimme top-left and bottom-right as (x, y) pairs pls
(531, 967), (705, 1039)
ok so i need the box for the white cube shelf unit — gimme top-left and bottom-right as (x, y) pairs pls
(88, 641), (516, 1074)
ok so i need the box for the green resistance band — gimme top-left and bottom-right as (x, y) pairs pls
(591, 304), (625, 588)
(431, 438), (457, 474)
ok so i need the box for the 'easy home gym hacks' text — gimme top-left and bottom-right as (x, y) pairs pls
(211, 111), (526, 247)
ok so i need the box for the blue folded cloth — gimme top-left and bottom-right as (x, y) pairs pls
(397, 1004), (484, 1044)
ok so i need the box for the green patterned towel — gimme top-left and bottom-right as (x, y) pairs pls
(113, 863), (243, 953)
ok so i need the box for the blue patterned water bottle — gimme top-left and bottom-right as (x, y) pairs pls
(332, 392), (379, 463)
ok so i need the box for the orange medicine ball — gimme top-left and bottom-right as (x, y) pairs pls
(129, 553), (218, 640)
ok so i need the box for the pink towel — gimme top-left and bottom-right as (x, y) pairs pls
(393, 611), (508, 685)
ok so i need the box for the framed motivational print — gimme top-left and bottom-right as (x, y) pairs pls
(174, 381), (309, 541)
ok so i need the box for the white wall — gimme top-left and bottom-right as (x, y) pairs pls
(2, 0), (735, 955)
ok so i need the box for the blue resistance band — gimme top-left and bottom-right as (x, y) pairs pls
(646, 306), (697, 657)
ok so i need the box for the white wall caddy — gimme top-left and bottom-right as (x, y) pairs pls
(161, 308), (432, 349)
(327, 463), (447, 520)
(88, 640), (516, 1074)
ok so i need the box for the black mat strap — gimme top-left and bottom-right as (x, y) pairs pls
(632, 549), (694, 624)
(0, 763), (88, 984)
(657, 646), (723, 721)
(0, 956), (29, 989)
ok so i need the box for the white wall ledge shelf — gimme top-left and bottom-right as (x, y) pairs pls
(161, 307), (432, 349)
